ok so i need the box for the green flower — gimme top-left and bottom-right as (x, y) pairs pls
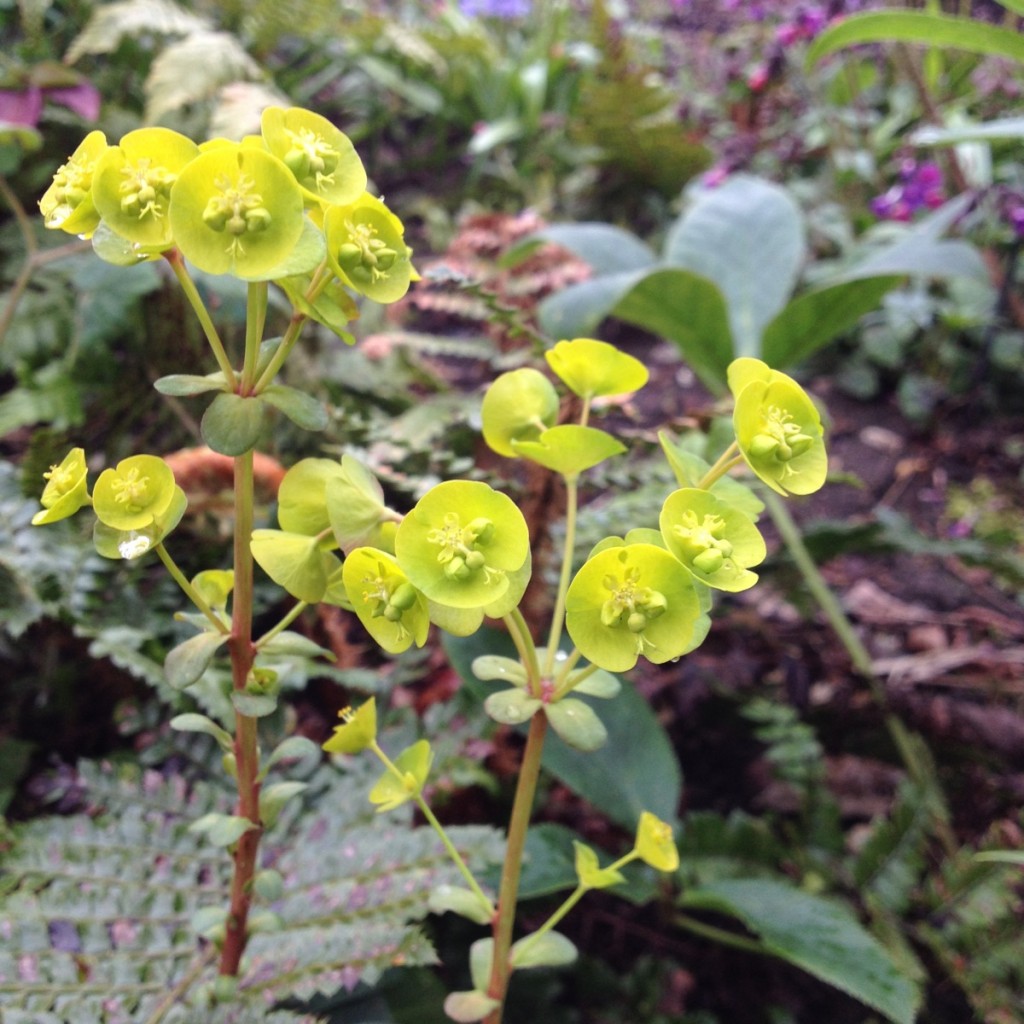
(39, 131), (108, 237)
(634, 811), (679, 873)
(169, 143), (305, 279)
(369, 739), (433, 813)
(545, 337), (648, 399)
(92, 127), (200, 250)
(323, 698), (377, 755)
(395, 481), (530, 611)
(565, 543), (707, 673)
(93, 484), (187, 561)
(729, 358), (827, 497)
(343, 548), (429, 654)
(261, 105), (366, 208)
(32, 448), (90, 525)
(92, 455), (177, 532)
(481, 367), (559, 458)
(660, 488), (766, 593)
(324, 193), (415, 303)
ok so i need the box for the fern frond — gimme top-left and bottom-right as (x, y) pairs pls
(64, 0), (211, 63)
(0, 760), (504, 1019)
(144, 31), (263, 123)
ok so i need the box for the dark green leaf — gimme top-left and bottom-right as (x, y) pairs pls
(261, 384), (329, 432)
(683, 878), (921, 1024)
(201, 392), (268, 456)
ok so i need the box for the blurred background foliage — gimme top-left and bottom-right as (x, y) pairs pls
(2, 1), (1024, 1022)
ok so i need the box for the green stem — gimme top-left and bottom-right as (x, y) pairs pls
(414, 794), (495, 916)
(165, 250), (236, 389)
(543, 475), (578, 677)
(515, 884), (587, 954)
(762, 488), (955, 853)
(242, 281), (268, 392)
(254, 601), (309, 649)
(219, 451), (262, 977)
(673, 911), (768, 956)
(154, 543), (228, 634)
(484, 712), (549, 1024)
(250, 262), (331, 394)
(696, 442), (743, 490)
(503, 608), (540, 694)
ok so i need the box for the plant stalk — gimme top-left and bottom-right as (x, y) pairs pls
(219, 450), (262, 976)
(484, 711), (549, 1023)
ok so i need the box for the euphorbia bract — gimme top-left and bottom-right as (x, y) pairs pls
(38, 130), (107, 237)
(729, 357), (827, 496)
(92, 127), (200, 251)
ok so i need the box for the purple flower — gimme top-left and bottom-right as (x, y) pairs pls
(872, 159), (946, 222)
(460, 0), (531, 16)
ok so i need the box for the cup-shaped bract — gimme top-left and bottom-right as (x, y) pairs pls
(32, 447), (90, 525)
(728, 358), (827, 497)
(545, 338), (648, 399)
(326, 455), (399, 553)
(481, 367), (560, 458)
(324, 193), (414, 303)
(395, 480), (530, 610)
(92, 127), (200, 250)
(369, 739), (434, 813)
(322, 697), (377, 755)
(92, 454), (177, 532)
(510, 425), (625, 480)
(277, 457), (343, 536)
(574, 841), (626, 890)
(261, 106), (366, 208)
(634, 811), (679, 873)
(660, 488), (766, 593)
(93, 484), (187, 560)
(169, 143), (305, 279)
(39, 131), (108, 237)
(343, 548), (429, 654)
(565, 543), (706, 673)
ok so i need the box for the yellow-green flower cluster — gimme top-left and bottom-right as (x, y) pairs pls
(40, 107), (415, 296)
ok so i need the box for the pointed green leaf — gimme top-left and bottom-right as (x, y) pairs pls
(188, 812), (259, 847)
(259, 630), (334, 660)
(258, 781), (308, 827)
(261, 384), (328, 432)
(428, 884), (494, 925)
(806, 10), (1024, 68)
(511, 930), (578, 970)
(153, 373), (227, 396)
(165, 631), (228, 690)
(231, 690), (278, 718)
(684, 878), (921, 1024)
(201, 392), (268, 456)
(169, 712), (233, 749)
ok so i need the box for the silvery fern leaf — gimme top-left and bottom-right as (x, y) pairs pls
(65, 0), (212, 63)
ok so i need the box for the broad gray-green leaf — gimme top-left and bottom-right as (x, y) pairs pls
(164, 631), (228, 690)
(509, 223), (657, 274)
(683, 878), (921, 1024)
(232, 690), (278, 718)
(259, 630), (335, 660)
(538, 269), (648, 340)
(663, 176), (805, 359)
(912, 117), (1024, 145)
(201, 392), (268, 456)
